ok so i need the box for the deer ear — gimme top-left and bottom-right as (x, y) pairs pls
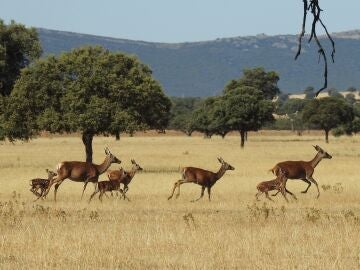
(46, 169), (49, 173)
(131, 159), (135, 164)
(217, 157), (222, 163)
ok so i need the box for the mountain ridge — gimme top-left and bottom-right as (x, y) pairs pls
(37, 28), (360, 96)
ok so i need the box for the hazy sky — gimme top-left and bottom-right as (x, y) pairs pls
(1, 1), (360, 42)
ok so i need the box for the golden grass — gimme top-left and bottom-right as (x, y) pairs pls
(0, 132), (360, 269)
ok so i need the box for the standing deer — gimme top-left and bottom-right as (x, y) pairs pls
(255, 168), (293, 202)
(41, 147), (121, 201)
(29, 169), (57, 201)
(107, 159), (143, 201)
(167, 157), (235, 202)
(270, 145), (332, 198)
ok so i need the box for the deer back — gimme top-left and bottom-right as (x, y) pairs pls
(273, 161), (312, 179)
(257, 179), (279, 192)
(107, 168), (124, 182)
(30, 178), (50, 188)
(57, 161), (99, 182)
(182, 167), (217, 185)
(98, 179), (120, 192)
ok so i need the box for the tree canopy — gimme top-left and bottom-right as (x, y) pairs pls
(222, 86), (274, 147)
(302, 97), (354, 143)
(0, 20), (42, 96)
(3, 46), (171, 162)
(224, 67), (280, 100)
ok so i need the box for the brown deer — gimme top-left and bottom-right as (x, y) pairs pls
(29, 169), (57, 201)
(41, 147), (121, 201)
(107, 159), (143, 201)
(88, 170), (126, 203)
(270, 145), (332, 198)
(255, 168), (293, 202)
(167, 157), (235, 202)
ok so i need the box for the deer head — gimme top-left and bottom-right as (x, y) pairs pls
(45, 169), (57, 180)
(104, 147), (121, 164)
(131, 159), (143, 171)
(217, 157), (235, 171)
(313, 145), (332, 159)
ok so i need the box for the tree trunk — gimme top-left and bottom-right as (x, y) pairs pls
(240, 130), (246, 148)
(82, 132), (94, 163)
(325, 129), (329, 143)
(115, 131), (120, 141)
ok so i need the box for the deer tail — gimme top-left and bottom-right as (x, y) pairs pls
(269, 166), (277, 175)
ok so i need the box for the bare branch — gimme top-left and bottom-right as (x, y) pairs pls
(295, 0), (308, 60)
(295, 0), (335, 97)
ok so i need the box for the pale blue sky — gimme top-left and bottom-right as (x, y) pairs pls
(1, 0), (360, 42)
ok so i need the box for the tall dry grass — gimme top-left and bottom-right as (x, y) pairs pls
(0, 132), (359, 269)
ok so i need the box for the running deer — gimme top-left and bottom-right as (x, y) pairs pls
(41, 147), (121, 201)
(29, 169), (57, 201)
(88, 169), (127, 203)
(255, 168), (294, 202)
(107, 159), (143, 201)
(270, 145), (332, 198)
(167, 157), (235, 202)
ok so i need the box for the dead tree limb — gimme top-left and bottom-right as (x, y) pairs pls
(295, 0), (335, 97)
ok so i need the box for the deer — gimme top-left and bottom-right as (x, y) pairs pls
(41, 147), (121, 201)
(107, 159), (143, 201)
(167, 157), (235, 202)
(255, 168), (293, 202)
(29, 169), (57, 201)
(88, 171), (126, 203)
(270, 145), (332, 198)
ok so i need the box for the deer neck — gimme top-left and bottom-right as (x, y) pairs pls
(128, 167), (138, 179)
(95, 156), (113, 174)
(309, 152), (323, 169)
(214, 165), (226, 181)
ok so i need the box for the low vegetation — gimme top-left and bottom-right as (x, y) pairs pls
(0, 133), (359, 269)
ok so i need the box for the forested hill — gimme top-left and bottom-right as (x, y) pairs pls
(38, 28), (360, 96)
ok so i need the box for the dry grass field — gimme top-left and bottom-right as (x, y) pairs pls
(0, 131), (359, 269)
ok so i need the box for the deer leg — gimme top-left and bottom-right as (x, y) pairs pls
(301, 178), (312, 193)
(122, 185), (129, 200)
(81, 177), (94, 199)
(280, 188), (289, 203)
(32, 188), (44, 202)
(191, 186), (205, 202)
(167, 180), (182, 200)
(54, 181), (64, 202)
(30, 187), (41, 198)
(123, 193), (131, 202)
(265, 191), (274, 202)
(284, 188), (297, 200)
(88, 189), (99, 203)
(308, 176), (320, 198)
(255, 191), (263, 201)
(99, 191), (105, 202)
(41, 178), (58, 199)
(271, 190), (280, 197)
(176, 180), (191, 199)
(207, 187), (211, 201)
(122, 186), (131, 201)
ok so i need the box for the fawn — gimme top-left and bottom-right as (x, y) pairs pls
(255, 168), (294, 202)
(30, 169), (57, 201)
